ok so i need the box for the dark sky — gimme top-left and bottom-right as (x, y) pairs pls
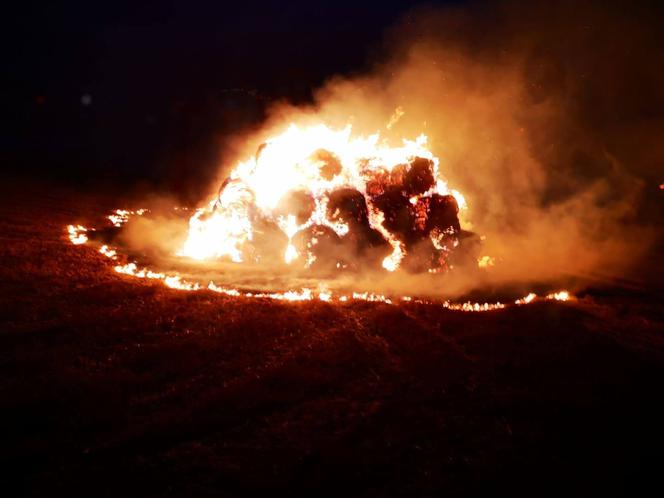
(4, 0), (461, 188)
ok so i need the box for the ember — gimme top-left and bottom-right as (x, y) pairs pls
(67, 225), (89, 245)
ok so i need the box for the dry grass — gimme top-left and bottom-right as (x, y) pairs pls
(1, 181), (663, 497)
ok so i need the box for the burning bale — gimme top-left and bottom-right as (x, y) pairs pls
(427, 194), (461, 233)
(292, 225), (346, 271)
(327, 188), (392, 266)
(365, 157), (464, 272)
(181, 124), (473, 273)
(275, 189), (315, 225)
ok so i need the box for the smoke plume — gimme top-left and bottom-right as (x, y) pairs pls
(124, 0), (663, 298)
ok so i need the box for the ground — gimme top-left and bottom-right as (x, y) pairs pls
(1, 181), (663, 497)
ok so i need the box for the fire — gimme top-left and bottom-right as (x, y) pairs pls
(108, 209), (148, 227)
(386, 106), (405, 130)
(515, 292), (537, 305)
(477, 255), (495, 268)
(180, 124), (464, 273)
(514, 291), (573, 305)
(546, 290), (570, 301)
(67, 225), (88, 245)
(66, 219), (574, 312)
(64, 121), (576, 314)
(443, 301), (506, 312)
(99, 245), (117, 259)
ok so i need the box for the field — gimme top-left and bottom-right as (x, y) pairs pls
(1, 180), (663, 497)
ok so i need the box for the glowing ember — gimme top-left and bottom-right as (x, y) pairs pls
(108, 209), (148, 227)
(450, 189), (467, 211)
(477, 255), (495, 268)
(207, 282), (241, 296)
(67, 225), (88, 245)
(515, 293), (537, 305)
(443, 301), (506, 312)
(180, 124), (466, 273)
(99, 245), (117, 259)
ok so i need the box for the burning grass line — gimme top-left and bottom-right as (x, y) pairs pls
(83, 238), (572, 311)
(65, 213), (573, 312)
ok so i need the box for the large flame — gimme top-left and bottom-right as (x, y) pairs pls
(180, 124), (465, 272)
(64, 123), (575, 312)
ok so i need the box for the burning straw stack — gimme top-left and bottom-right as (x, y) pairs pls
(223, 148), (478, 273)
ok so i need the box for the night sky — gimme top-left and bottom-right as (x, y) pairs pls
(5, 0), (662, 201)
(5, 0), (456, 188)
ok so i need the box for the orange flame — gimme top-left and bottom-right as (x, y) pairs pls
(180, 124), (459, 271)
(108, 209), (148, 227)
(67, 225), (88, 245)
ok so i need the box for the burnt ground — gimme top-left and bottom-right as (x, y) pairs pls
(1, 180), (663, 498)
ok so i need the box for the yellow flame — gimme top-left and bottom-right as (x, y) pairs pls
(514, 290), (572, 305)
(207, 282), (241, 296)
(515, 292), (537, 304)
(179, 123), (456, 270)
(546, 290), (570, 301)
(108, 209), (148, 227)
(67, 225), (88, 245)
(443, 301), (506, 312)
(450, 190), (467, 211)
(99, 245), (117, 259)
(284, 243), (299, 264)
(477, 255), (495, 268)
(386, 106), (405, 130)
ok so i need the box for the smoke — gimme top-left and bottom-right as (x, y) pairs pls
(243, 0), (660, 292)
(121, 0), (662, 298)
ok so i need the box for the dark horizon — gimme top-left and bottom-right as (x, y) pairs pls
(4, 0), (444, 189)
(4, 0), (663, 207)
